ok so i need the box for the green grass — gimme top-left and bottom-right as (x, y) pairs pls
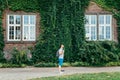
(30, 72), (120, 80)
(0, 63), (27, 68)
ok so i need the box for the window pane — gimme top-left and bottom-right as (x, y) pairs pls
(85, 26), (91, 40)
(30, 26), (35, 39)
(9, 26), (14, 39)
(99, 26), (104, 40)
(91, 26), (96, 40)
(85, 15), (89, 24)
(23, 15), (36, 41)
(106, 15), (110, 24)
(85, 26), (89, 33)
(99, 15), (104, 24)
(15, 26), (21, 39)
(9, 16), (14, 24)
(85, 15), (97, 41)
(24, 15), (29, 24)
(91, 15), (96, 24)
(16, 15), (21, 24)
(30, 15), (35, 24)
(23, 26), (29, 40)
(106, 26), (110, 39)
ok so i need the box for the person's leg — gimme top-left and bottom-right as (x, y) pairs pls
(58, 58), (63, 73)
(59, 65), (61, 73)
(61, 59), (64, 72)
(58, 58), (61, 73)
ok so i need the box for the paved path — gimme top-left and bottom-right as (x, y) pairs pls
(0, 67), (120, 80)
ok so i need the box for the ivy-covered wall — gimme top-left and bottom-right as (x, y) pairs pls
(1, 0), (120, 65)
(93, 0), (120, 43)
(0, 0), (5, 55)
(0, 0), (90, 63)
(32, 0), (90, 63)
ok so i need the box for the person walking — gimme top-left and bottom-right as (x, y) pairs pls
(58, 44), (64, 74)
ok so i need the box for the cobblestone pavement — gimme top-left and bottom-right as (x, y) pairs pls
(0, 67), (120, 80)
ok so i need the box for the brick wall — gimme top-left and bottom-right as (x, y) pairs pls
(2, 2), (118, 52)
(2, 9), (40, 52)
(85, 2), (118, 42)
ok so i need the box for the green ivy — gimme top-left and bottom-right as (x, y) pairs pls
(0, 0), (5, 60)
(93, 0), (120, 44)
(80, 41), (120, 65)
(32, 0), (90, 63)
(8, 0), (39, 12)
(1, 0), (120, 65)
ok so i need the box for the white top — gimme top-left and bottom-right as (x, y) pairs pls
(59, 48), (64, 59)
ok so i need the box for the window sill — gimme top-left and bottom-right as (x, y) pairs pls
(5, 41), (36, 44)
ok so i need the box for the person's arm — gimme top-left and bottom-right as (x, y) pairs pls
(59, 49), (63, 55)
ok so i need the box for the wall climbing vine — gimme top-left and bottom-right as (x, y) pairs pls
(0, 0), (6, 61)
(32, 0), (90, 63)
(1, 0), (120, 65)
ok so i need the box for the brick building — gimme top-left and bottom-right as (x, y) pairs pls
(2, 10), (40, 52)
(2, 1), (117, 52)
(85, 2), (117, 41)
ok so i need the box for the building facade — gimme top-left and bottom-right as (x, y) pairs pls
(2, 1), (117, 52)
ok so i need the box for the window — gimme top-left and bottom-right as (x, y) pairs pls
(23, 15), (36, 41)
(98, 15), (112, 40)
(7, 15), (36, 41)
(85, 15), (97, 40)
(85, 14), (112, 41)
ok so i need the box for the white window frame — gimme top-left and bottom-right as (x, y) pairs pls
(98, 15), (112, 40)
(23, 15), (36, 41)
(85, 14), (112, 41)
(7, 15), (21, 41)
(7, 15), (36, 41)
(85, 15), (97, 41)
